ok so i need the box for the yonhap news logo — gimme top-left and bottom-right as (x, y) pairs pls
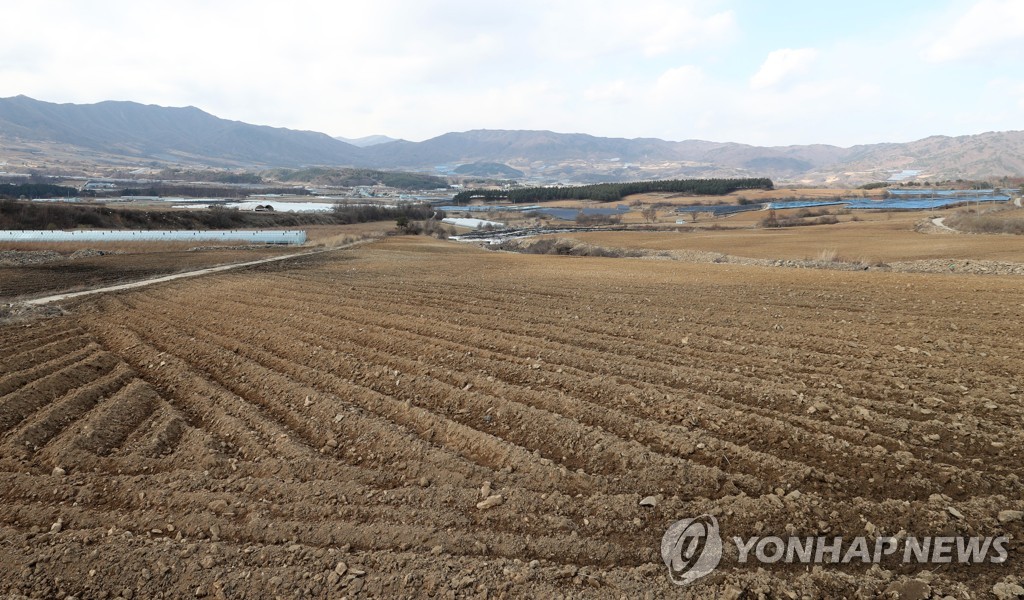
(662, 515), (1009, 587)
(660, 515), (723, 586)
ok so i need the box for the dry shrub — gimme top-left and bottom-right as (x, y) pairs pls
(816, 248), (838, 262)
(491, 237), (644, 258)
(945, 206), (1024, 235)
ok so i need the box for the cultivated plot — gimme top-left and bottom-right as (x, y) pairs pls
(0, 237), (1021, 598)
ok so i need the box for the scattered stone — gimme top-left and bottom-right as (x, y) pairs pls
(199, 555), (216, 569)
(639, 496), (658, 508)
(476, 494), (503, 510)
(721, 584), (744, 600)
(207, 499), (229, 513)
(334, 561), (348, 577)
(418, 476), (430, 488)
(480, 481), (492, 499)
(947, 507), (964, 519)
(51, 466), (66, 477)
(884, 579), (931, 600)
(992, 581), (1024, 600)
(998, 510), (1023, 523)
(50, 518), (63, 534)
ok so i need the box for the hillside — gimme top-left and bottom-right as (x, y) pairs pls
(2, 96), (1023, 184)
(0, 95), (362, 168)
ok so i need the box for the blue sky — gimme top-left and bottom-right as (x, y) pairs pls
(0, 0), (1021, 146)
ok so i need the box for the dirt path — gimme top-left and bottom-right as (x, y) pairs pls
(930, 216), (957, 232)
(22, 240), (369, 307)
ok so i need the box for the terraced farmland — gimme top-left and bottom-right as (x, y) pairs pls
(1, 236), (1022, 598)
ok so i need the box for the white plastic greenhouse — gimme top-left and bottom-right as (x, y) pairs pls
(0, 230), (306, 245)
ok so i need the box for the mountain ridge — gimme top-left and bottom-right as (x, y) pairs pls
(1, 96), (1021, 184)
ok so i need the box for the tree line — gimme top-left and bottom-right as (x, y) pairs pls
(0, 183), (80, 199)
(0, 199), (440, 231)
(452, 178), (773, 204)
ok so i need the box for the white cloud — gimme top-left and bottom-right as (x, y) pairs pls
(652, 65), (706, 101)
(532, 2), (737, 61)
(923, 0), (1024, 62)
(584, 80), (633, 104)
(749, 48), (818, 90)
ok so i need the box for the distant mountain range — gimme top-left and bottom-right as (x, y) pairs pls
(333, 134), (401, 147)
(2, 95), (1022, 185)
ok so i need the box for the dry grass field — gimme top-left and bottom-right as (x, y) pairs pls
(1, 233), (1022, 598)
(562, 213), (1024, 264)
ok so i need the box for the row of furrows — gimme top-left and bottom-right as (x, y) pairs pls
(80, 302), (502, 489)
(128, 280), (991, 499)
(191, 292), (820, 494)
(227, 264), (1023, 407)
(310, 278), (1022, 453)
(0, 347), (116, 441)
(233, 288), (1011, 499)
(0, 364), (729, 573)
(208, 281), (1014, 496)
(132, 290), (763, 497)
(82, 314), (326, 469)
(93, 298), (627, 496)
(0, 323), (88, 359)
(61, 380), (162, 457)
(0, 476), (655, 569)
(1, 334), (96, 381)
(3, 363), (136, 460)
(297, 260), (1023, 358)
(0, 337), (100, 397)
(248, 274), (1016, 419)
(361, 278), (1018, 396)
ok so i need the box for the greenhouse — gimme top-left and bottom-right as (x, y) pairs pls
(0, 229), (306, 245)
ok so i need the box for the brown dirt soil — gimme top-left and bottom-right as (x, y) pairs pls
(0, 246), (298, 301)
(301, 222), (399, 243)
(0, 236), (1022, 598)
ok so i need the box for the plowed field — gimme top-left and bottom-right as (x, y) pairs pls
(1, 236), (1022, 598)
(0, 247), (296, 301)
